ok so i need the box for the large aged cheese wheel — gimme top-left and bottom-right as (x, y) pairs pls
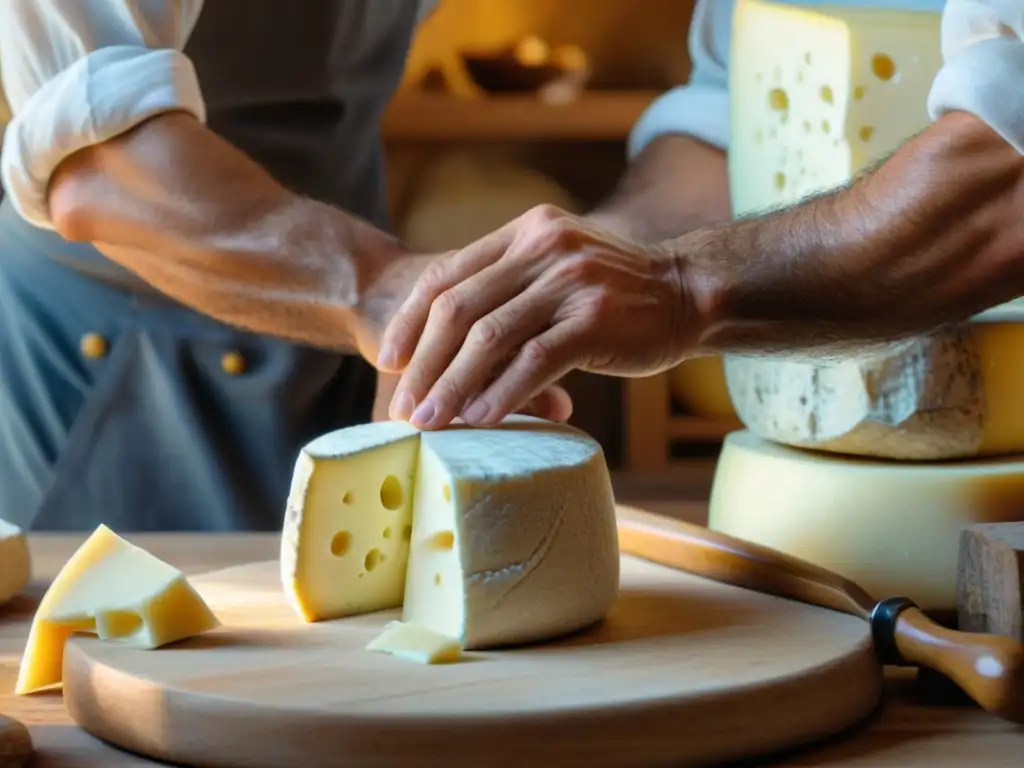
(708, 430), (1024, 612)
(400, 151), (579, 253)
(724, 308), (1024, 461)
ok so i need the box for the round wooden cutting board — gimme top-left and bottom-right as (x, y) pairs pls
(62, 556), (881, 768)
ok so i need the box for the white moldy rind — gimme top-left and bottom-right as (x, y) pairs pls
(724, 330), (986, 461)
(411, 418), (620, 649)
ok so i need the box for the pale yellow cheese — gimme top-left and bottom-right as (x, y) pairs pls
(282, 416), (620, 651)
(16, 524), (220, 695)
(708, 431), (1024, 611)
(0, 520), (30, 607)
(729, 0), (941, 217)
(366, 621), (462, 664)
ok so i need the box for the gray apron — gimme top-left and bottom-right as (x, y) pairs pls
(0, 0), (424, 531)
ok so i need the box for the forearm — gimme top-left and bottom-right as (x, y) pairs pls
(678, 113), (1024, 358)
(49, 112), (401, 350)
(586, 134), (730, 243)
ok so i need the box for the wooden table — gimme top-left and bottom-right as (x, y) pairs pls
(2, 533), (1023, 767)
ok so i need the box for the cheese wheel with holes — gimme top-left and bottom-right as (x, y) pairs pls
(708, 430), (1024, 611)
(281, 416), (620, 651)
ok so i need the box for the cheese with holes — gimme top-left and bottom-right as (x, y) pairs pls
(366, 621), (463, 664)
(729, 0), (941, 217)
(15, 524), (220, 695)
(0, 520), (30, 607)
(725, 311), (1024, 460)
(708, 430), (1024, 611)
(282, 416), (619, 650)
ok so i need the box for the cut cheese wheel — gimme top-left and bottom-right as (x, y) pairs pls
(281, 416), (620, 650)
(16, 524), (220, 695)
(729, 0), (941, 218)
(724, 318), (1024, 460)
(708, 430), (1024, 611)
(0, 520), (30, 607)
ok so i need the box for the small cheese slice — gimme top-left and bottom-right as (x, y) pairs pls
(366, 621), (462, 664)
(16, 524), (220, 695)
(708, 430), (1024, 611)
(729, 0), (941, 218)
(282, 416), (620, 651)
(0, 519), (30, 607)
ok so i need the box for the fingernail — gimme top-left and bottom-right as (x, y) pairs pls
(377, 345), (397, 370)
(410, 398), (437, 428)
(462, 399), (490, 424)
(392, 391), (416, 421)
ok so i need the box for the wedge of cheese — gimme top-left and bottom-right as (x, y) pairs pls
(0, 520), (30, 607)
(282, 416), (620, 652)
(16, 525), (220, 695)
(708, 430), (1024, 611)
(729, 0), (942, 217)
(725, 313), (1024, 460)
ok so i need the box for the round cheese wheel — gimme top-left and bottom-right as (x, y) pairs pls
(0, 519), (31, 606)
(708, 430), (1024, 612)
(668, 357), (736, 419)
(401, 152), (579, 253)
(724, 313), (1024, 460)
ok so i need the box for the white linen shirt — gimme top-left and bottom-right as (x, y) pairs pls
(0, 0), (438, 230)
(628, 0), (1024, 159)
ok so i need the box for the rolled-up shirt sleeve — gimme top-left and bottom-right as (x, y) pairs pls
(627, 0), (734, 159)
(0, 0), (206, 229)
(927, 0), (1024, 153)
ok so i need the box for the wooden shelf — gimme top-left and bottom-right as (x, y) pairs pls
(381, 91), (658, 141)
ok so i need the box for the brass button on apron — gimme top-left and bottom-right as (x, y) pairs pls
(80, 332), (108, 359)
(221, 350), (246, 376)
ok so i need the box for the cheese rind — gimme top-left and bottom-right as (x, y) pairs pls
(15, 525), (220, 695)
(729, 0), (941, 217)
(725, 320), (1024, 460)
(708, 431), (1024, 611)
(282, 416), (620, 651)
(0, 519), (30, 607)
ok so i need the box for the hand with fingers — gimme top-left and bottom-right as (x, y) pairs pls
(376, 204), (698, 430)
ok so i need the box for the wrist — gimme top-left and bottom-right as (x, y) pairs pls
(661, 230), (729, 356)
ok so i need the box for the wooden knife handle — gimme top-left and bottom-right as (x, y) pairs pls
(885, 604), (1024, 723)
(615, 505), (875, 617)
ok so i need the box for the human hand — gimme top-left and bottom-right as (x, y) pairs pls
(377, 205), (694, 430)
(357, 248), (575, 424)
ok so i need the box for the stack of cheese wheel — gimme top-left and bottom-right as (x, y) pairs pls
(709, 0), (1024, 615)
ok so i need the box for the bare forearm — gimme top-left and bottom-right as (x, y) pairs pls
(677, 113), (1024, 358)
(587, 134), (730, 243)
(49, 112), (401, 350)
